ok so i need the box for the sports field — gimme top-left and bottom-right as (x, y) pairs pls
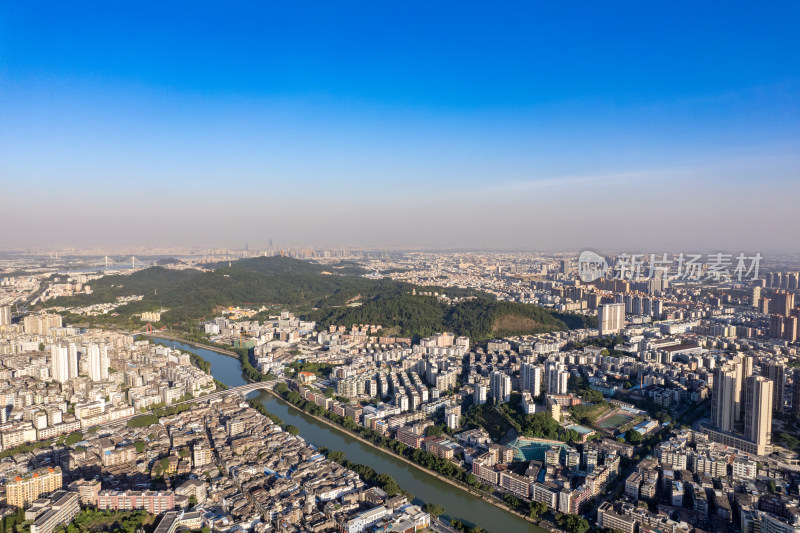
(596, 411), (636, 432)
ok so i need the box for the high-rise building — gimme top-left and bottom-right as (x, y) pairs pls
(744, 376), (773, 456)
(763, 362), (785, 413)
(23, 313), (62, 335)
(785, 316), (798, 343)
(739, 355), (753, 421)
(652, 299), (663, 318)
(623, 294), (633, 314)
(770, 291), (795, 317)
(598, 303), (625, 335)
(793, 369), (800, 416)
(50, 345), (70, 384)
(711, 364), (738, 432)
(520, 363), (542, 397)
(67, 344), (79, 380)
(490, 371), (512, 404)
(770, 315), (799, 342)
(87, 344), (110, 382)
(0, 305), (10, 326)
(751, 287), (761, 308)
(720, 354), (752, 423)
(474, 383), (487, 405)
(545, 360), (569, 395)
(642, 297), (652, 316)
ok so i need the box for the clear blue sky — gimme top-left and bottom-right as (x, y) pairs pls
(1, 2), (799, 251)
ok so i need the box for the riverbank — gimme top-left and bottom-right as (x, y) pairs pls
(263, 388), (551, 532)
(150, 335), (552, 533)
(143, 332), (241, 358)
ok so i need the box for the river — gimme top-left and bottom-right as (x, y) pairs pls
(152, 337), (548, 533)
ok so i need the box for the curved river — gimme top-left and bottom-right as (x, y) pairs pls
(152, 338), (546, 533)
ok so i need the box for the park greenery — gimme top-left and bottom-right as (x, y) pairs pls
(555, 512), (591, 533)
(462, 396), (584, 443)
(423, 503), (446, 518)
(189, 352), (211, 373)
(326, 450), (406, 497)
(449, 519), (487, 533)
(127, 402), (192, 428)
(0, 508), (26, 533)
(239, 348), (278, 382)
(0, 439), (54, 460)
(246, 399), (284, 425)
(54, 509), (156, 533)
(64, 431), (83, 446)
(285, 361), (336, 379)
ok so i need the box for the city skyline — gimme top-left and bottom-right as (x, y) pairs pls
(2, 2), (799, 251)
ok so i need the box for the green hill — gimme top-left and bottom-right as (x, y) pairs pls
(305, 294), (595, 341)
(42, 257), (482, 328)
(42, 256), (593, 338)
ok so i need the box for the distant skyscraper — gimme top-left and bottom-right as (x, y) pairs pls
(793, 369), (800, 416)
(744, 376), (773, 456)
(490, 371), (512, 404)
(598, 303), (625, 335)
(652, 299), (664, 318)
(50, 345), (70, 384)
(520, 363), (542, 397)
(786, 316), (799, 343)
(751, 286), (761, 308)
(0, 305), (10, 326)
(770, 315), (798, 342)
(771, 290), (795, 317)
(763, 362), (785, 413)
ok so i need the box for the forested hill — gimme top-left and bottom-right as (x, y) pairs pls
(42, 256), (594, 338)
(41, 256), (483, 327)
(305, 294), (596, 341)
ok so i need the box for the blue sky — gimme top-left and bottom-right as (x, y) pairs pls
(1, 2), (799, 251)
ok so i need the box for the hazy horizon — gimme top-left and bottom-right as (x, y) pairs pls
(2, 3), (798, 252)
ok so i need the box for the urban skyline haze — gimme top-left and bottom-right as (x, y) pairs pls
(1, 2), (799, 251)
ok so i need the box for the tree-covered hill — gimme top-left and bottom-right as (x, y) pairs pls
(41, 256), (593, 338)
(305, 294), (596, 341)
(41, 257), (484, 327)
